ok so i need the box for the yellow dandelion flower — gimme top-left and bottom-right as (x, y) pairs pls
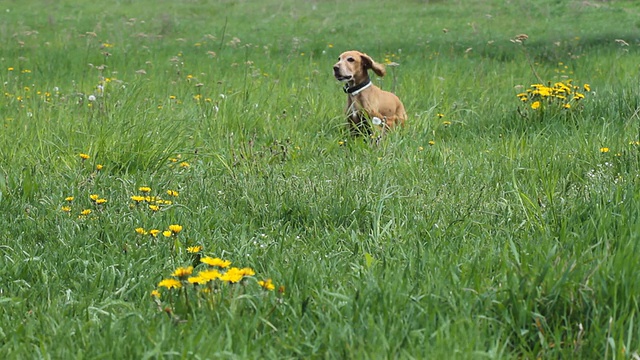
(238, 267), (255, 276)
(600, 147), (610, 153)
(151, 289), (161, 298)
(428, 140), (435, 146)
(135, 227), (147, 235)
(96, 164), (103, 171)
(201, 256), (232, 268)
(139, 186), (151, 193)
(188, 276), (209, 285)
(131, 195), (145, 203)
(584, 84), (591, 92)
(442, 121), (452, 126)
(80, 209), (92, 216)
(79, 153), (90, 160)
(149, 229), (160, 237)
(167, 190), (179, 197)
(220, 267), (244, 283)
(198, 269), (221, 281)
(158, 278), (182, 289)
(258, 279), (275, 291)
(179, 162), (190, 168)
(437, 113), (444, 118)
(187, 246), (202, 253)
(168, 224), (183, 234)
(89, 194), (99, 201)
(61, 206), (72, 213)
(171, 266), (193, 278)
(531, 101), (541, 110)
(149, 205), (160, 212)
(563, 103), (571, 109)
(162, 230), (172, 237)
(65, 196), (74, 202)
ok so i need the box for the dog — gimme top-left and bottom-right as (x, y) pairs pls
(333, 50), (407, 136)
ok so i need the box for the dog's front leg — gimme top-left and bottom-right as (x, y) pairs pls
(348, 112), (372, 137)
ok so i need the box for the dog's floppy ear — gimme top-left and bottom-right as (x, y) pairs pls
(360, 52), (386, 77)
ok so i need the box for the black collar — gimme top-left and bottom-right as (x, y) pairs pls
(343, 79), (372, 95)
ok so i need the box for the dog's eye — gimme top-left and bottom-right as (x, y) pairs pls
(347, 57), (355, 62)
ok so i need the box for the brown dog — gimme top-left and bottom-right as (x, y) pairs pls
(333, 50), (407, 136)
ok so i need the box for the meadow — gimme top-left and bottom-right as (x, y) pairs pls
(1, 0), (640, 358)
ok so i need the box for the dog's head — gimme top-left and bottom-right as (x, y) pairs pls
(333, 51), (386, 84)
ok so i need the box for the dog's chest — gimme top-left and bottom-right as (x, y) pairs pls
(346, 95), (372, 118)
(346, 99), (364, 122)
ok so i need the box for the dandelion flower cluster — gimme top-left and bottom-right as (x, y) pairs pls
(152, 251), (280, 318)
(135, 224), (184, 238)
(129, 186), (174, 211)
(60, 190), (107, 218)
(517, 81), (589, 111)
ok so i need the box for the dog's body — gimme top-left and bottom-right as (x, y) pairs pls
(333, 51), (407, 135)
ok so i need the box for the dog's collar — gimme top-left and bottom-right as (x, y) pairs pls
(343, 80), (372, 96)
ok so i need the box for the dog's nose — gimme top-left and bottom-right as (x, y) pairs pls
(333, 65), (339, 73)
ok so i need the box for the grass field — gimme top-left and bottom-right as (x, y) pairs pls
(1, 0), (640, 358)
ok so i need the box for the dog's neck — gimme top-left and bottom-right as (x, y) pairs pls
(343, 78), (372, 96)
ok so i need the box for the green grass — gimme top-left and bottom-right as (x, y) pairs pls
(1, 0), (640, 358)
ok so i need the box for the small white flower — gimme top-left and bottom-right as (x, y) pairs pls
(372, 117), (382, 126)
(87, 95), (96, 101)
